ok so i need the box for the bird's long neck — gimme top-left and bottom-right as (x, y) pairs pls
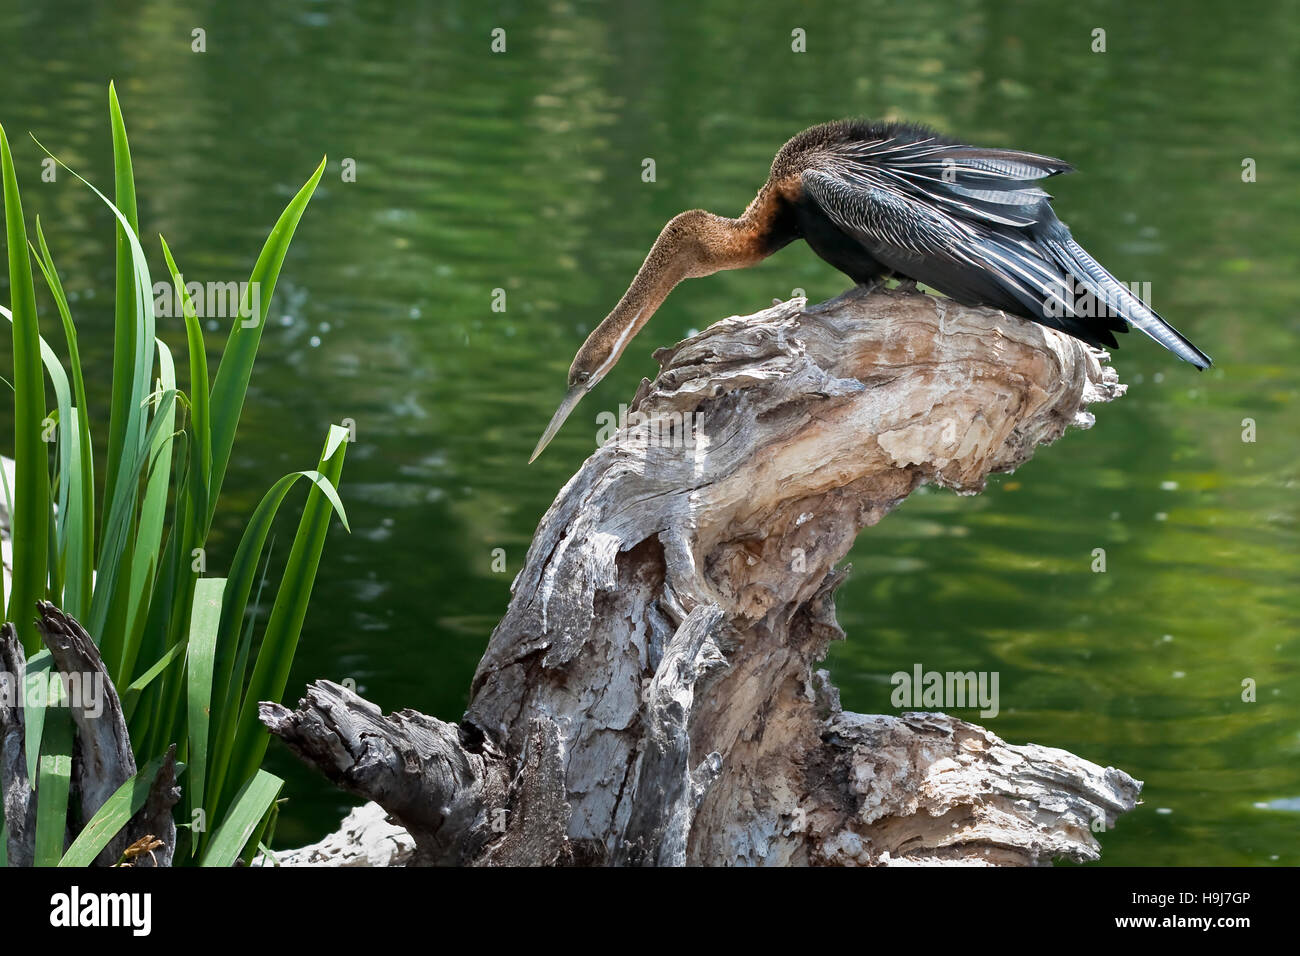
(578, 190), (791, 380)
(585, 224), (698, 380)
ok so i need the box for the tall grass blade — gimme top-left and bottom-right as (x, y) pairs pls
(205, 535), (274, 851)
(184, 576), (224, 853)
(204, 462), (348, 825)
(32, 221), (94, 619)
(119, 340), (176, 668)
(0, 123), (50, 654)
(245, 796), (281, 867)
(219, 427), (347, 814)
(33, 688), (73, 866)
(22, 648), (52, 784)
(120, 633), (188, 720)
(0, 461), (10, 618)
(160, 236), (210, 496)
(206, 157), (326, 530)
(200, 770), (282, 867)
(100, 80), (142, 546)
(0, 305), (75, 615)
(86, 388), (177, 645)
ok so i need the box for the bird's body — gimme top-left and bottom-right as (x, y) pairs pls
(530, 119), (1211, 461)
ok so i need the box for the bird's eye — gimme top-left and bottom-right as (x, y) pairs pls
(573, 371), (590, 385)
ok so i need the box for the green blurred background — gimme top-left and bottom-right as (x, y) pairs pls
(0, 0), (1295, 864)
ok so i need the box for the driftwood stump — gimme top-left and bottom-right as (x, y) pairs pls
(0, 604), (180, 866)
(263, 285), (1140, 866)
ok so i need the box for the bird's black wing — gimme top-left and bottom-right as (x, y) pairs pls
(802, 136), (1211, 366)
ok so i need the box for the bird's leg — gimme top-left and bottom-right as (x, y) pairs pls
(894, 276), (919, 293)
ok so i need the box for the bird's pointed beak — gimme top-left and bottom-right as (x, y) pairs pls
(529, 384), (586, 463)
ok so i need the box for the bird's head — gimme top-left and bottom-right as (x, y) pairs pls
(528, 315), (633, 463)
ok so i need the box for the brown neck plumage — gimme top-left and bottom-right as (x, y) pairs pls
(573, 186), (790, 383)
(530, 183), (793, 462)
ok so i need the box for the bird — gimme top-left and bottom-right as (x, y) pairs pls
(530, 118), (1212, 462)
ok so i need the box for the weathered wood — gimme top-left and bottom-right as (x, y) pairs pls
(612, 604), (726, 867)
(0, 623), (35, 866)
(259, 680), (512, 866)
(0, 605), (179, 866)
(132, 745), (180, 868)
(35, 602), (141, 865)
(810, 710), (1140, 865)
(265, 285), (1139, 866)
(259, 801), (414, 867)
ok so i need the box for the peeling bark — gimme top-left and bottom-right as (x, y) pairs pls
(265, 286), (1139, 866)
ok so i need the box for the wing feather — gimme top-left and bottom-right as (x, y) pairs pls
(798, 135), (1209, 356)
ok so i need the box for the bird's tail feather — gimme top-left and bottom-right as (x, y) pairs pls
(1045, 237), (1212, 369)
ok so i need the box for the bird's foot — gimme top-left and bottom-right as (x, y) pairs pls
(894, 277), (919, 293)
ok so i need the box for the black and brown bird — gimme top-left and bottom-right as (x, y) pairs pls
(531, 119), (1212, 461)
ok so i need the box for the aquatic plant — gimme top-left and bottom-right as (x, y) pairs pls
(0, 82), (346, 865)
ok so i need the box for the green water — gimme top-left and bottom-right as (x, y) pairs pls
(0, 0), (1295, 864)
